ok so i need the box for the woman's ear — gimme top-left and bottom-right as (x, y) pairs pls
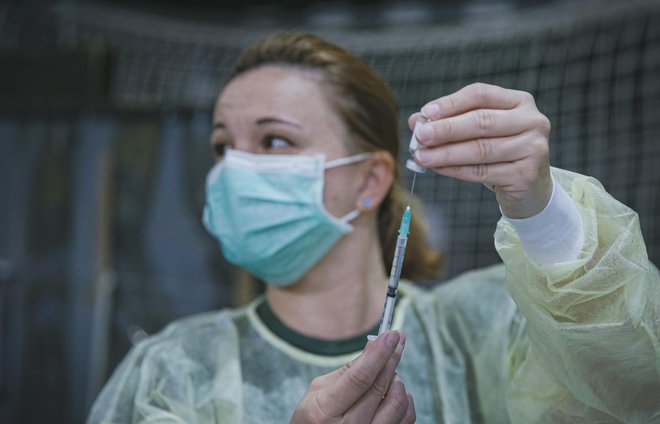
(356, 151), (395, 212)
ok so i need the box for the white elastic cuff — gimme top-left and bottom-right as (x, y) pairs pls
(502, 176), (584, 265)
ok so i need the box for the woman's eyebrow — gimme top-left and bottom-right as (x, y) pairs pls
(256, 117), (303, 129)
(211, 117), (302, 131)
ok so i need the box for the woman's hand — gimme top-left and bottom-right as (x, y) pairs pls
(289, 331), (415, 424)
(409, 82), (552, 219)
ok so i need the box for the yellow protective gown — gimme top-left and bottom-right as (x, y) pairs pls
(88, 168), (660, 423)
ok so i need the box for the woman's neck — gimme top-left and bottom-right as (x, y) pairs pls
(265, 222), (388, 340)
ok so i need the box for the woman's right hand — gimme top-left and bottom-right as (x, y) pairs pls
(289, 331), (415, 424)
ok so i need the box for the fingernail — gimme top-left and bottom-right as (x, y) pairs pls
(421, 103), (440, 119)
(414, 149), (428, 164)
(394, 339), (405, 357)
(415, 124), (434, 143)
(384, 331), (399, 349)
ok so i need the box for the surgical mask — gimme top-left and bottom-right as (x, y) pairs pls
(203, 149), (371, 286)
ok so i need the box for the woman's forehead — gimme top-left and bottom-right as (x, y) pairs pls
(215, 66), (338, 124)
(213, 66), (352, 154)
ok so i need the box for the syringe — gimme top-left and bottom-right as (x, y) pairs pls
(373, 205), (412, 339)
(367, 118), (427, 341)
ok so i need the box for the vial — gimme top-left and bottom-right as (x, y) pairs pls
(407, 117), (427, 173)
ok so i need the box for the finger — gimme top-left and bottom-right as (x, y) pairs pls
(431, 161), (529, 187)
(403, 392), (416, 424)
(421, 82), (533, 120)
(366, 333), (405, 402)
(318, 330), (400, 416)
(346, 333), (407, 422)
(435, 162), (552, 216)
(407, 111), (425, 131)
(413, 134), (533, 169)
(309, 365), (344, 388)
(371, 375), (410, 424)
(414, 108), (542, 147)
(431, 161), (550, 201)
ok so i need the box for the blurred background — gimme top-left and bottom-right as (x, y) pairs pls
(1, 0), (658, 422)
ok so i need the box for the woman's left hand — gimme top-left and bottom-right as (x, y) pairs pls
(289, 331), (415, 424)
(409, 82), (552, 219)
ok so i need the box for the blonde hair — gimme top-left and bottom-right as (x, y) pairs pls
(228, 32), (441, 280)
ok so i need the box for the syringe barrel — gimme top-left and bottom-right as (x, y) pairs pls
(388, 233), (408, 289)
(377, 296), (396, 335)
(374, 206), (412, 338)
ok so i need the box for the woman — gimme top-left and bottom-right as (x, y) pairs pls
(89, 33), (659, 423)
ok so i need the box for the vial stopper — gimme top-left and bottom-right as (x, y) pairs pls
(406, 159), (426, 173)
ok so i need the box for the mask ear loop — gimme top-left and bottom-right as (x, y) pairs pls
(326, 152), (373, 224)
(339, 209), (360, 223)
(325, 152), (372, 169)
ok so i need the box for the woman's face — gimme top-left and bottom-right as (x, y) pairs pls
(211, 65), (365, 218)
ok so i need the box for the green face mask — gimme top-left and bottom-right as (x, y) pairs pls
(203, 149), (371, 286)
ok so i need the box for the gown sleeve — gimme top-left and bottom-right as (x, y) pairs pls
(87, 312), (244, 424)
(496, 167), (660, 423)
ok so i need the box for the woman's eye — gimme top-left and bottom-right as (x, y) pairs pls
(265, 136), (293, 150)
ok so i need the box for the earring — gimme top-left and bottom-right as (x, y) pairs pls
(362, 198), (373, 208)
